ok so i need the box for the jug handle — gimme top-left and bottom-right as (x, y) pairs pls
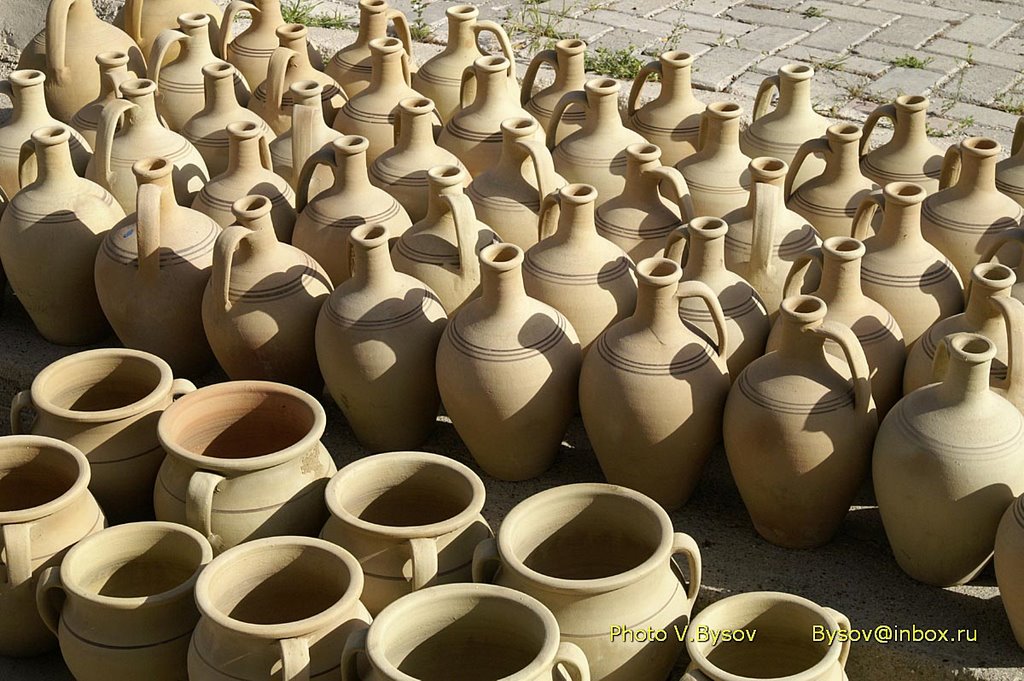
(386, 9), (414, 61)
(172, 378), (198, 398)
(850, 190), (884, 241)
(94, 99), (139, 191)
(126, 0), (145, 43)
(444, 193), (482, 282)
(979, 227), (1024, 266)
(1, 523), (33, 588)
(646, 165), (694, 222)
(993, 296), (1024, 406)
(520, 48), (556, 107)
(277, 637), (311, 681)
(781, 248), (824, 300)
(267, 48), (299, 121)
(35, 566), (67, 636)
(16, 138), (39, 191)
(221, 0), (259, 61)
(810, 320), (873, 416)
(537, 190), (561, 242)
(931, 333), (952, 385)
(135, 182), (164, 281)
(547, 91), (587, 150)
(472, 21), (517, 82)
(0, 77), (11, 103)
(823, 607), (853, 667)
(186, 470), (226, 552)
(458, 65), (477, 112)
(670, 531), (703, 608)
(553, 642), (590, 681)
(290, 101), (322, 189)
(627, 59), (661, 118)
(516, 138), (561, 206)
(696, 110), (709, 152)
(858, 103), (896, 157)
(939, 143), (962, 190)
(676, 280), (729, 360)
(257, 133), (275, 172)
(664, 224), (688, 264)
(295, 146), (336, 211)
(213, 225), (250, 310)
(747, 182), (779, 293)
(784, 137), (829, 202)
(340, 627), (369, 681)
(147, 29), (188, 85)
(751, 74), (780, 122)
(9, 390), (34, 435)
(1013, 116), (1024, 157)
(407, 537), (439, 590)
(471, 537), (500, 583)
(45, 0), (76, 81)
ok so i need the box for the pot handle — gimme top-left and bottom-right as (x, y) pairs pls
(516, 138), (561, 206)
(471, 537), (501, 583)
(751, 74), (780, 122)
(386, 9), (413, 61)
(295, 146), (336, 211)
(979, 228), (1024, 265)
(45, 0), (75, 80)
(340, 626), (369, 681)
(458, 65), (477, 112)
(627, 59), (660, 118)
(277, 637), (311, 681)
(267, 48), (299, 122)
(9, 390), (34, 435)
(670, 532), (702, 608)
(646, 164), (694, 223)
(172, 378), (198, 398)
(520, 48), (556, 107)
(664, 224), (688, 264)
(2, 522), (33, 588)
(290, 100), (322, 189)
(931, 333), (952, 384)
(135, 182), (164, 281)
(823, 606), (852, 668)
(407, 537), (438, 590)
(94, 99), (138, 192)
(781, 247), (824, 300)
(809, 320), (873, 416)
(850, 190), (884, 241)
(400, 50), (412, 88)
(939, 143), (961, 190)
(993, 296), (1024, 406)
(126, 0), (145, 43)
(185, 470), (226, 551)
(547, 91), (587, 149)
(747, 182), (779, 296)
(444, 193), (482, 283)
(676, 280), (729, 360)
(472, 20), (517, 81)
(147, 29), (188, 85)
(553, 642), (590, 681)
(16, 137), (42, 191)
(858, 103), (896, 157)
(34, 565), (65, 636)
(784, 137), (829, 202)
(1013, 116), (1024, 157)
(212, 225), (250, 309)
(221, 0), (259, 61)
(537, 189), (560, 242)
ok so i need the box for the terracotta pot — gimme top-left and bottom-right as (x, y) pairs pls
(436, 243), (581, 480)
(521, 38), (587, 145)
(202, 195), (332, 391)
(122, 0), (223, 63)
(996, 493), (1024, 649)
(997, 116), (1024, 209)
(472, 483), (700, 681)
(580, 258), (730, 510)
(221, 0), (324, 92)
(189, 536), (370, 680)
(724, 295), (877, 548)
(676, 101), (752, 218)
(875, 332), (1024, 586)
(35, 522), (212, 681)
(328, 0), (413, 97)
(70, 52), (136, 150)
(321, 451), (491, 615)
(860, 95), (944, 195)
(0, 436), (104, 657)
(627, 50), (705, 166)
(315, 225), (447, 451)
(269, 80), (343, 200)
(154, 381), (337, 552)
(0, 125), (123, 345)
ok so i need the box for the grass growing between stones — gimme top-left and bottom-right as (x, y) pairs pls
(280, 0), (354, 29)
(584, 46), (645, 79)
(890, 53), (934, 69)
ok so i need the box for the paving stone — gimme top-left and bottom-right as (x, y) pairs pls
(732, 25), (808, 53)
(688, 44), (765, 89)
(589, 8), (676, 35)
(750, 54), (798, 75)
(935, 63), (1023, 106)
(777, 45), (890, 75)
(932, 99), (1023, 131)
(945, 14), (1018, 47)
(800, 18), (881, 50)
(537, 14), (612, 41)
(651, 8), (756, 35)
(588, 27), (658, 52)
(861, 0), (967, 22)
(870, 15), (949, 48)
(864, 65), (950, 99)
(922, 37), (1024, 70)
(854, 40), (961, 75)
(747, 0), (805, 9)
(645, 35), (715, 56)
(726, 69), (769, 97)
(790, 0), (898, 26)
(685, 0), (746, 16)
(726, 5), (830, 31)
(932, 0), (1024, 21)
(608, 0), (679, 16)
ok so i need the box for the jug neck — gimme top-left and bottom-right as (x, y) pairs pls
(395, 104), (436, 153)
(939, 350), (993, 405)
(332, 145), (373, 192)
(875, 194), (925, 248)
(553, 193), (599, 245)
(658, 56), (695, 105)
(203, 68), (241, 116)
(584, 85), (624, 133)
(775, 72), (813, 117)
(817, 248), (865, 306)
(228, 132), (265, 174)
(180, 19), (215, 61)
(892, 101), (928, 148)
(480, 248), (528, 317)
(350, 228), (396, 288)
(633, 270), (684, 337)
(34, 135), (78, 185)
(701, 112), (741, 156)
(255, 0), (285, 28)
(553, 43), (586, 90)
(9, 73), (48, 124)
(964, 273), (1011, 326)
(123, 86), (162, 127)
(443, 7), (479, 55)
(954, 143), (999, 194)
(370, 45), (406, 90)
(682, 228), (727, 280)
(356, 3), (389, 45)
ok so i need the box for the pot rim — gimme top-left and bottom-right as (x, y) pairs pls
(0, 436), (91, 524)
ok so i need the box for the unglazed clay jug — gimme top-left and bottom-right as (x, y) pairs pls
(221, 0), (324, 91)
(665, 217), (771, 378)
(436, 243), (581, 480)
(294, 135), (411, 284)
(521, 38), (586, 145)
(71, 52), (135, 149)
(269, 80), (343, 198)
(580, 258), (730, 510)
(202, 196), (332, 391)
(724, 295), (877, 548)
(786, 123), (876, 240)
(683, 592), (851, 681)
(997, 117), (1024, 208)
(35, 522), (212, 681)
(979, 228), (1024, 305)
(322, 452), (491, 615)
(122, 0), (223, 62)
(466, 116), (564, 250)
(875, 333), (1024, 586)
(154, 381), (337, 552)
(411, 4), (516, 122)
(95, 158), (219, 377)
(316, 225), (447, 451)
(392, 165), (498, 314)
(189, 537), (370, 679)
(88, 78), (210, 210)
(595, 142), (693, 261)
(328, 0), (412, 97)
(627, 50), (705, 166)
(921, 137), (1024, 282)
(860, 95), (944, 195)
(0, 436), (104, 657)
(996, 493), (1024, 648)
(676, 101), (752, 218)
(10, 349), (195, 523)
(525, 183), (638, 353)
(473, 483), (700, 681)
(0, 125), (123, 345)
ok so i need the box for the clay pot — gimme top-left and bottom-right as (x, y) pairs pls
(850, 182), (963, 347)
(221, 0), (324, 92)
(436, 243), (581, 480)
(996, 117), (1024, 208)
(627, 50), (705, 166)
(0, 436), (104, 657)
(189, 536), (370, 680)
(122, 0), (223, 63)
(0, 125), (123, 345)
(328, 0), (413, 97)
(724, 295), (877, 548)
(87, 78), (210, 211)
(70, 52), (136, 150)
(34, 522), (212, 681)
(521, 38), (587, 145)
(580, 258), (730, 510)
(154, 381), (338, 552)
(595, 142), (693, 261)
(996, 493), (1024, 649)
(860, 95), (944, 195)
(875, 332), (1024, 586)
(676, 101), (752, 218)
(321, 451), (491, 615)
(472, 483), (701, 681)
(466, 117), (564, 250)
(392, 165), (498, 314)
(315, 225), (447, 451)
(269, 80), (343, 199)
(683, 592), (851, 681)
(294, 135), (411, 284)
(202, 195), (332, 391)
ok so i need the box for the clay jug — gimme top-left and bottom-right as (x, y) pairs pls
(294, 135), (411, 284)
(997, 117), (1024, 209)
(192, 120), (296, 241)
(580, 258), (730, 510)
(189, 537), (370, 679)
(978, 228), (1024, 306)
(472, 483), (700, 681)
(769, 237), (905, 417)
(269, 80), (342, 200)
(860, 95), (944, 195)
(436, 243), (582, 480)
(676, 101), (751, 218)
(122, 0), (223, 62)
(411, 4), (516, 122)
(321, 451), (491, 614)
(875, 332), (1024, 586)
(154, 381), (338, 552)
(202, 195), (332, 391)
(741, 64), (828, 191)
(327, 0), (413, 97)
(0, 436), (104, 657)
(921, 137), (1024, 282)
(724, 295), (877, 548)
(35, 522), (212, 681)
(683, 592), (851, 681)
(221, 0), (323, 91)
(87, 78), (210, 210)
(466, 116), (564, 250)
(438, 55), (536, 178)
(521, 38), (587, 145)
(371, 96), (468, 223)
(71, 52), (136, 150)
(996, 493), (1024, 648)
(786, 123), (877, 240)
(0, 125), (123, 345)
(851, 182), (964, 347)
(665, 217), (771, 378)
(392, 164), (498, 314)
(0, 69), (91, 197)
(627, 50), (705, 166)
(595, 142), (693, 261)
(315, 225), (447, 451)
(16, 29), (47, 74)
